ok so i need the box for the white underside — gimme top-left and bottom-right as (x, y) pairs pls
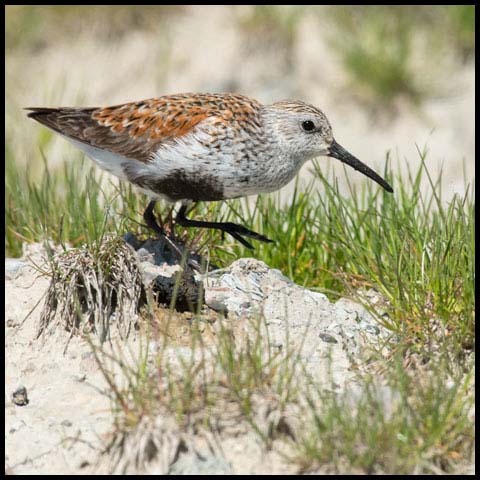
(67, 137), (130, 181)
(54, 118), (300, 202)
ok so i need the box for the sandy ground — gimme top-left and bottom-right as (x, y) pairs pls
(5, 239), (475, 475)
(5, 248), (302, 475)
(5, 254), (113, 474)
(3, 242), (387, 475)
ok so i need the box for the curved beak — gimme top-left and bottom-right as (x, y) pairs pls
(328, 140), (393, 193)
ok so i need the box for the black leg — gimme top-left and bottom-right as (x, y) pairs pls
(143, 200), (165, 235)
(175, 205), (273, 250)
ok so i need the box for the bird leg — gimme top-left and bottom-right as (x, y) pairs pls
(143, 200), (165, 235)
(142, 200), (202, 270)
(175, 204), (273, 250)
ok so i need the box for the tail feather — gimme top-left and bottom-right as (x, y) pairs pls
(26, 105), (158, 163)
(25, 106), (98, 140)
(26, 107), (60, 135)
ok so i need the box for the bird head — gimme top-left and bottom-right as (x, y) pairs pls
(264, 100), (393, 193)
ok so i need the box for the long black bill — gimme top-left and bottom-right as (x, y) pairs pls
(328, 140), (393, 193)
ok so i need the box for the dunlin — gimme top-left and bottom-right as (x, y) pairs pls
(27, 93), (393, 249)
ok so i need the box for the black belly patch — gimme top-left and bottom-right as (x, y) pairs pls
(125, 168), (224, 202)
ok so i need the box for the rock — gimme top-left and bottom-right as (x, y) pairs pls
(153, 270), (204, 312)
(124, 234), (204, 272)
(203, 258), (391, 386)
(204, 258), (291, 316)
(319, 333), (338, 344)
(12, 386), (29, 406)
(4, 259), (28, 280)
(123, 232), (142, 251)
(124, 234), (205, 312)
(169, 452), (233, 475)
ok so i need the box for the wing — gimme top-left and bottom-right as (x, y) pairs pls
(26, 93), (262, 164)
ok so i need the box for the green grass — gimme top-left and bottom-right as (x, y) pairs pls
(6, 5), (183, 51)
(6, 148), (475, 356)
(236, 5), (303, 51)
(327, 6), (423, 105)
(443, 5), (475, 60)
(89, 313), (303, 470)
(228, 155), (474, 360)
(5, 151), (141, 257)
(325, 5), (475, 106)
(296, 353), (474, 474)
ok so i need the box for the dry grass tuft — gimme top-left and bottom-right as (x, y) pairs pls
(38, 237), (145, 349)
(106, 378), (293, 474)
(94, 316), (300, 474)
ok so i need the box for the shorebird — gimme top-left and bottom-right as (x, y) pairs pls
(27, 93), (393, 249)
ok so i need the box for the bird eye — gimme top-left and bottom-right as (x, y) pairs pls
(301, 120), (315, 132)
